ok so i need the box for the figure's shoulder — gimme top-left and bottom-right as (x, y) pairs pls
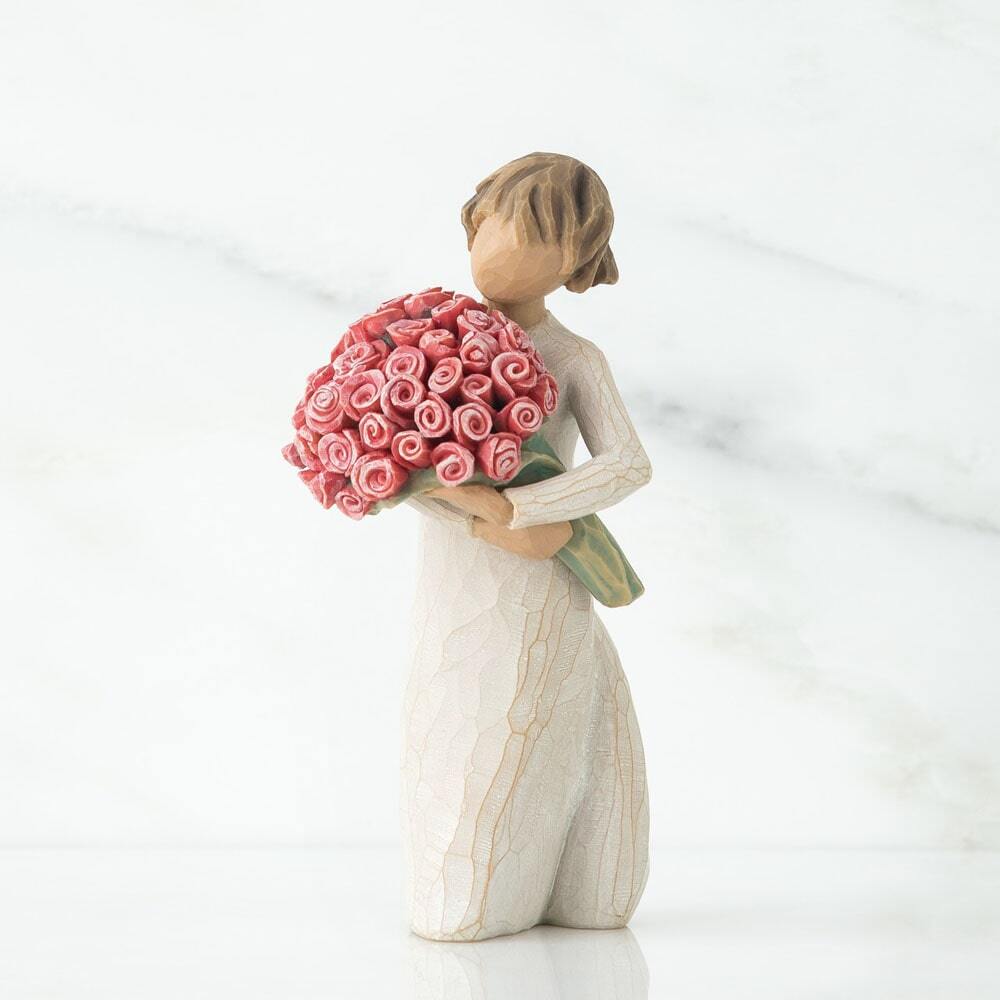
(534, 313), (608, 371)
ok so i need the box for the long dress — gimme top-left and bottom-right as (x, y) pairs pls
(402, 311), (652, 942)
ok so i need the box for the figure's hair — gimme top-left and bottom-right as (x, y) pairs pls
(461, 152), (618, 293)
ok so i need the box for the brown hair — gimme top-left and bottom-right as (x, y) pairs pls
(461, 152), (618, 293)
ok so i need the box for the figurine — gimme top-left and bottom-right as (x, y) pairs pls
(402, 153), (652, 940)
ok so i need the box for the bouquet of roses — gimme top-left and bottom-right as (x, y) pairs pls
(282, 288), (643, 607)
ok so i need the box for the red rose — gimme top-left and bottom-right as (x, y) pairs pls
(385, 318), (436, 348)
(333, 340), (388, 379)
(281, 441), (305, 468)
(427, 356), (464, 402)
(452, 401), (494, 447)
(414, 392), (453, 439)
(383, 345), (429, 381)
(299, 469), (346, 509)
(380, 373), (426, 426)
(391, 429), (433, 470)
(430, 295), (480, 332)
(358, 412), (401, 451)
(496, 398), (543, 439)
(476, 433), (522, 483)
(404, 287), (451, 319)
(317, 429), (363, 475)
(304, 383), (348, 434)
(418, 329), (460, 364)
(529, 373), (559, 415)
(349, 307), (405, 341)
(377, 294), (409, 312)
(457, 309), (504, 339)
(341, 369), (387, 421)
(353, 452), (408, 502)
(334, 485), (372, 520)
(431, 441), (476, 486)
(294, 426), (323, 470)
(460, 373), (495, 408)
(458, 332), (500, 374)
(491, 351), (538, 404)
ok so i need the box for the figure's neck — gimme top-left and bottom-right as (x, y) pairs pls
(482, 296), (547, 330)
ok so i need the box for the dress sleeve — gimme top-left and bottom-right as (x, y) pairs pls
(503, 340), (652, 529)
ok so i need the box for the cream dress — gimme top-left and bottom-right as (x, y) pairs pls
(403, 311), (652, 941)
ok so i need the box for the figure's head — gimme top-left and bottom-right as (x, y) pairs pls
(462, 152), (618, 304)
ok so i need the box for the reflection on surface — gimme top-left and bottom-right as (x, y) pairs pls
(408, 925), (648, 1000)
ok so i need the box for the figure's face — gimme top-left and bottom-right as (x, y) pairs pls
(470, 215), (568, 303)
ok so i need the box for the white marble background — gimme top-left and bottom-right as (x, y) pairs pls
(1, 0), (998, 855)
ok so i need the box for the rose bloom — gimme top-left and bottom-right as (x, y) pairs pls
(457, 309), (504, 339)
(352, 452), (409, 502)
(334, 484), (372, 520)
(341, 369), (387, 421)
(427, 356), (464, 402)
(477, 432), (522, 483)
(413, 392), (452, 439)
(391, 429), (433, 470)
(317, 429), (363, 475)
(333, 340), (388, 379)
(305, 364), (335, 394)
(431, 441), (476, 486)
(383, 345), (428, 381)
(350, 306), (405, 341)
(404, 287), (451, 319)
(491, 351), (538, 403)
(294, 426), (323, 471)
(458, 333), (500, 374)
(358, 412), (400, 451)
(385, 317), (436, 348)
(299, 469), (346, 509)
(304, 383), (348, 435)
(418, 329), (460, 364)
(452, 401), (494, 447)
(430, 295), (480, 332)
(529, 372), (559, 415)
(459, 373), (495, 408)
(496, 397), (543, 439)
(281, 441), (304, 469)
(497, 321), (528, 354)
(380, 373), (426, 426)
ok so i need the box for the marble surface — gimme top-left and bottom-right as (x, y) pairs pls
(0, 846), (997, 999)
(1, 0), (999, 862)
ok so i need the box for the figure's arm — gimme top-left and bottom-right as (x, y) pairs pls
(406, 494), (470, 525)
(502, 340), (651, 528)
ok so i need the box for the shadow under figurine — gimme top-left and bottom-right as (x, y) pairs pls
(402, 153), (652, 941)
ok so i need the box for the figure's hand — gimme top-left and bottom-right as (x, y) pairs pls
(426, 484), (514, 525)
(470, 518), (573, 560)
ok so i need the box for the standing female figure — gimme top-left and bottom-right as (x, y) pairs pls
(403, 153), (652, 941)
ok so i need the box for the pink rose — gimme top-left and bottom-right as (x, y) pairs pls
(391, 429), (433, 470)
(459, 373), (495, 408)
(383, 345), (429, 381)
(299, 469), (346, 509)
(304, 383), (348, 435)
(385, 318), (436, 348)
(491, 351), (538, 404)
(330, 331), (352, 362)
(496, 398), (543, 439)
(418, 329), (460, 364)
(414, 392), (452, 439)
(497, 321), (528, 354)
(333, 340), (388, 379)
(458, 332), (500, 374)
(317, 429), (363, 475)
(431, 441), (476, 486)
(358, 412), (401, 451)
(349, 306), (405, 341)
(294, 426), (323, 471)
(529, 373), (559, 415)
(305, 364), (335, 394)
(380, 373), (426, 426)
(281, 441), (305, 468)
(353, 452), (408, 502)
(457, 309), (504, 339)
(431, 295), (481, 333)
(452, 401), (494, 447)
(292, 398), (306, 429)
(477, 433), (522, 483)
(377, 293), (409, 312)
(341, 369), (387, 421)
(334, 484), (372, 520)
(404, 287), (451, 319)
(427, 356), (464, 402)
